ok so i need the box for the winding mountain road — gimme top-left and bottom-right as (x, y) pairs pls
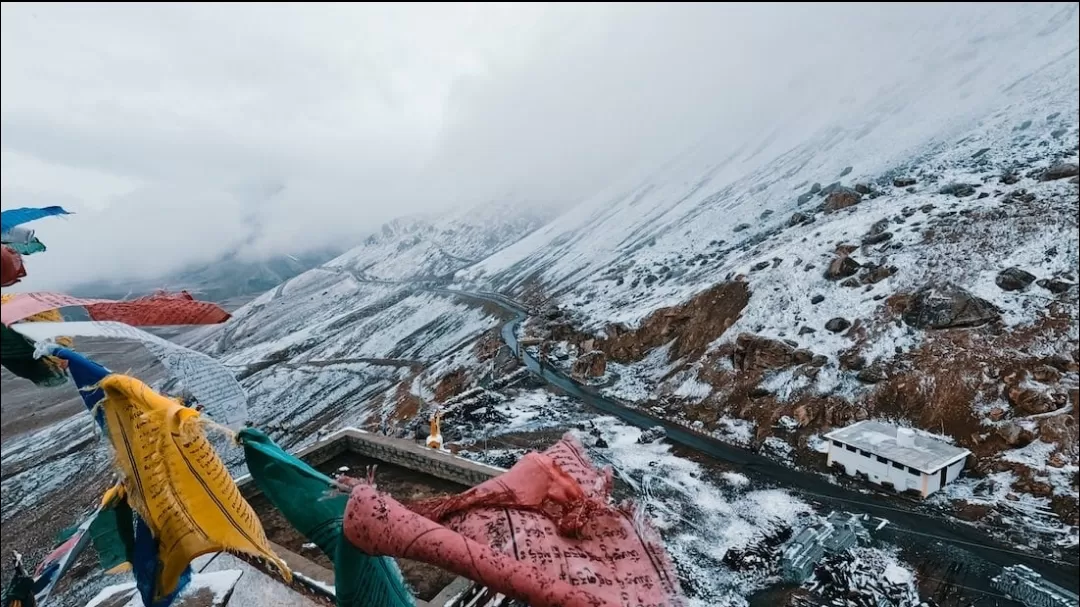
(438, 287), (1080, 595)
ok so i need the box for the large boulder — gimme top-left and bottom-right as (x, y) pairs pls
(733, 333), (796, 373)
(1040, 162), (1079, 181)
(825, 317), (851, 333)
(824, 255), (861, 280)
(823, 187), (863, 212)
(572, 351), (607, 378)
(1007, 387), (1056, 415)
(902, 284), (1001, 329)
(995, 267), (1036, 291)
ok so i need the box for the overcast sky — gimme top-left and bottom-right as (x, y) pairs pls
(2, 3), (1072, 288)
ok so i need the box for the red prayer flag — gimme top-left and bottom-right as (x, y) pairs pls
(342, 433), (685, 607)
(1, 291), (229, 326)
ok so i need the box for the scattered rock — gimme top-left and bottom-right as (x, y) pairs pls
(1016, 120), (1032, 131)
(840, 277), (861, 288)
(824, 255), (861, 280)
(733, 333), (797, 372)
(825, 318), (851, 333)
(856, 366), (888, 384)
(1007, 387), (1055, 416)
(862, 264), (897, 284)
(901, 284), (1001, 329)
(797, 192), (814, 205)
(810, 294), (825, 305)
(995, 422), (1035, 447)
(789, 212), (810, 226)
(792, 349), (813, 365)
(810, 182), (822, 194)
(733, 223), (751, 233)
(572, 351), (607, 378)
(752, 260), (771, 272)
(809, 355), (828, 367)
(976, 192), (989, 199)
(839, 166), (853, 177)
(760, 209), (774, 219)
(1007, 188), (1036, 203)
(839, 353), (866, 371)
(995, 267), (1036, 291)
(1032, 365), (1062, 384)
(868, 218), (890, 235)
(819, 182), (843, 196)
(971, 147), (991, 158)
(823, 187), (863, 212)
(919, 203), (935, 214)
(863, 231), (893, 246)
(1000, 171), (1020, 185)
(939, 183), (977, 197)
(1040, 162), (1079, 181)
(893, 177), (916, 187)
(594, 436), (609, 448)
(1036, 278), (1075, 294)
(637, 426), (667, 444)
(798, 326), (816, 336)
(854, 183), (872, 194)
(749, 387), (773, 399)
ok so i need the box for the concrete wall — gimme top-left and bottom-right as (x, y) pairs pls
(238, 428), (503, 499)
(826, 440), (965, 498)
(827, 440), (925, 494)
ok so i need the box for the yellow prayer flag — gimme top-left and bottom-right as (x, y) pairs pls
(97, 374), (290, 600)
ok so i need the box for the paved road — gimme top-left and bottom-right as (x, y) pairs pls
(443, 288), (1079, 595)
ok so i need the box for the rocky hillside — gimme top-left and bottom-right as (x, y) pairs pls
(455, 5), (1079, 541)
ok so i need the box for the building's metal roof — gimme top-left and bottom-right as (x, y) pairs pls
(824, 420), (970, 473)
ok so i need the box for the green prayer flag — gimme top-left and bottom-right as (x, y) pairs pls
(89, 497), (137, 573)
(6, 239), (46, 256)
(238, 428), (415, 607)
(0, 325), (68, 387)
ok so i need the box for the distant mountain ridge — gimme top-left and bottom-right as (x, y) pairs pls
(67, 247), (343, 303)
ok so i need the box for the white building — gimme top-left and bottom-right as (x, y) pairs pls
(824, 420), (970, 498)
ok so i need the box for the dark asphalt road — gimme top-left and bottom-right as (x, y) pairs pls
(444, 288), (1079, 595)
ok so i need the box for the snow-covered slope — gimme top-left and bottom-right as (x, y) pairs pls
(455, 4), (1079, 534)
(324, 200), (553, 282)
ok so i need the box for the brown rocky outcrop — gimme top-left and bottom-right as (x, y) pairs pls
(595, 280), (750, 362)
(572, 351), (607, 378)
(434, 369), (468, 402)
(732, 333), (797, 373)
(825, 255), (861, 280)
(1006, 386), (1056, 415)
(823, 187), (862, 212)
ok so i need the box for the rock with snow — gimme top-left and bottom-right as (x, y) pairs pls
(939, 182), (977, 197)
(892, 177), (916, 187)
(733, 223), (751, 232)
(995, 267), (1036, 291)
(862, 231), (893, 246)
(854, 183), (872, 194)
(825, 318), (851, 333)
(823, 187), (862, 212)
(636, 426), (667, 444)
(901, 284), (1000, 329)
(1036, 277), (1075, 294)
(1040, 162), (1079, 181)
(810, 294), (825, 305)
(572, 350), (607, 378)
(824, 255), (861, 280)
(733, 333), (797, 372)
